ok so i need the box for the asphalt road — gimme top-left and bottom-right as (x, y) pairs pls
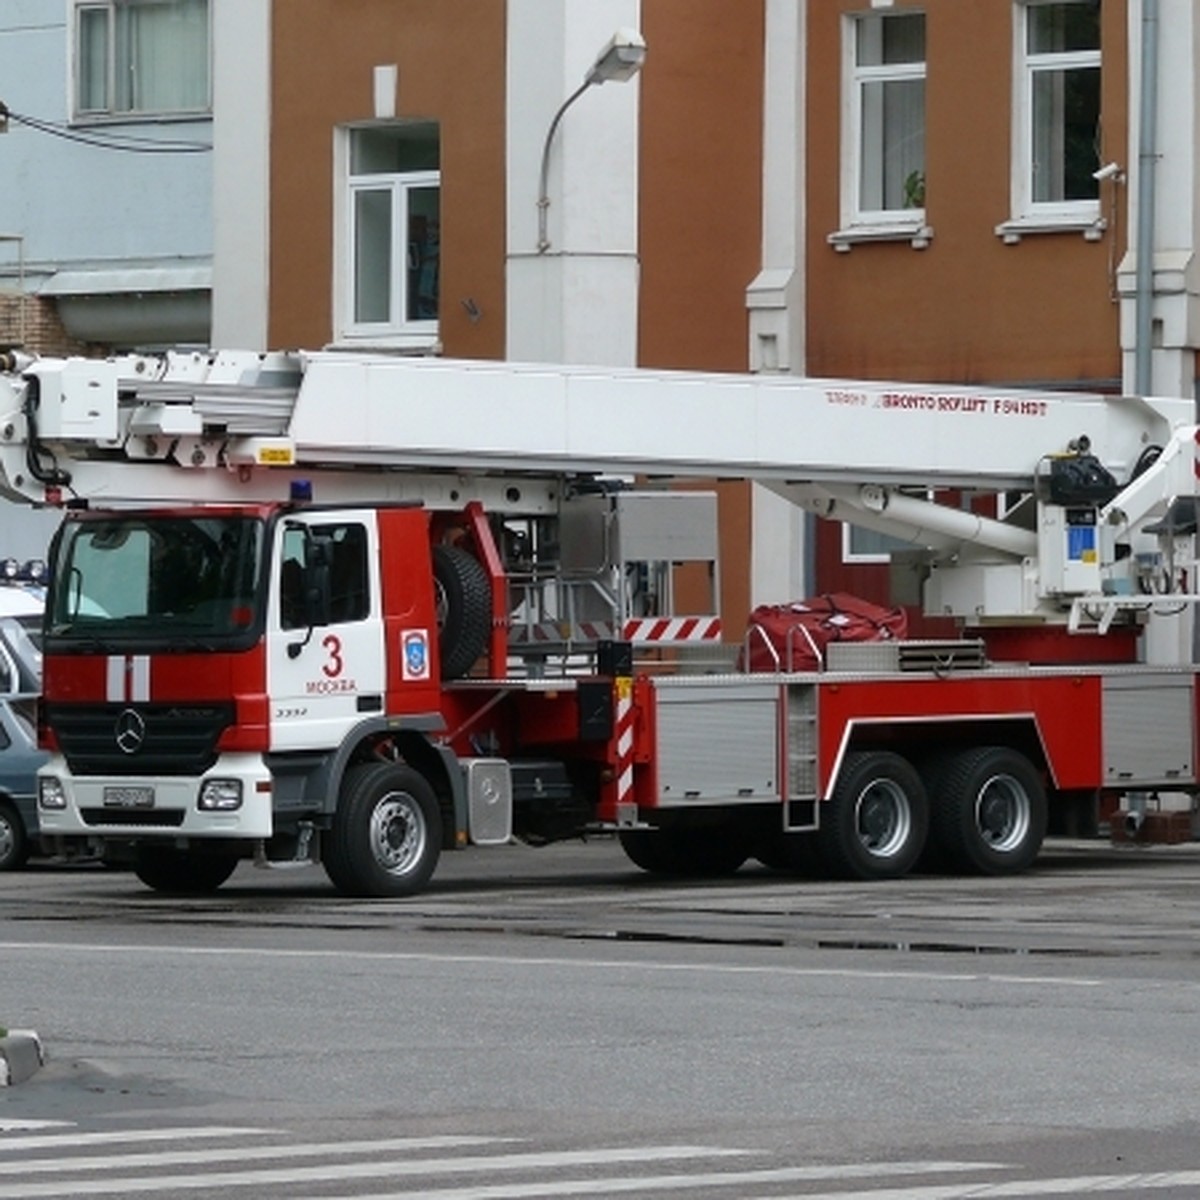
(1, 836), (1200, 1198)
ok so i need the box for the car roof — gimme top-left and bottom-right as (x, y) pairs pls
(0, 586), (43, 618)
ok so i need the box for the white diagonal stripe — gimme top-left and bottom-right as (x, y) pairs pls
(0, 1127), (267, 1154)
(0, 1135), (511, 1175)
(768, 1170), (1200, 1199)
(271, 1160), (1011, 1200)
(0, 1144), (750, 1197)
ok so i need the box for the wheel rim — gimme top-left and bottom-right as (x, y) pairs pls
(0, 812), (14, 864)
(854, 778), (911, 859)
(433, 578), (449, 633)
(369, 792), (427, 876)
(974, 773), (1031, 853)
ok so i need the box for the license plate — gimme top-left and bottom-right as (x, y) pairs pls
(103, 785), (155, 809)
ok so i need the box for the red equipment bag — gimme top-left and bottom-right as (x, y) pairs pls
(738, 592), (908, 672)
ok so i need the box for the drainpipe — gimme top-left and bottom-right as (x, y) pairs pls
(1134, 0), (1159, 396)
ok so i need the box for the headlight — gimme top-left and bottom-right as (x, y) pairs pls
(38, 777), (66, 810)
(198, 779), (243, 811)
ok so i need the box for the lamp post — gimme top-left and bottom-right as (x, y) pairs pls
(536, 27), (646, 254)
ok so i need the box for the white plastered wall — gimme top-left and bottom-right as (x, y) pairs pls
(211, 0), (271, 352)
(505, 0), (642, 366)
(1119, 0), (1200, 401)
(749, 0), (810, 606)
(1119, 3), (1200, 670)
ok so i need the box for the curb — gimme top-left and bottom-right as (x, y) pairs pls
(0, 1031), (45, 1086)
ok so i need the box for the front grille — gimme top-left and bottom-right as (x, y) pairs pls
(45, 703), (235, 777)
(80, 809), (186, 828)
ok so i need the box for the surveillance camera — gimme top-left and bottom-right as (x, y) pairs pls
(1092, 161), (1122, 182)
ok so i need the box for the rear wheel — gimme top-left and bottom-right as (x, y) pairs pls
(754, 831), (823, 876)
(323, 763), (442, 897)
(0, 801), (29, 871)
(619, 825), (749, 877)
(133, 846), (239, 894)
(929, 746), (1046, 874)
(818, 751), (928, 880)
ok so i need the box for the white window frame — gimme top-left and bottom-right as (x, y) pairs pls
(830, 10), (930, 252)
(999, 0), (1102, 242)
(70, 0), (212, 122)
(333, 127), (440, 350)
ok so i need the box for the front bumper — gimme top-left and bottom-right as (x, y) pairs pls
(36, 753), (274, 840)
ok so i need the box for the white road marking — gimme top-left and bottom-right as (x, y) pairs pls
(744, 1169), (1200, 1199)
(0, 1135), (513, 1175)
(268, 1160), (1010, 1200)
(0, 940), (1107, 990)
(0, 1127), (270, 1153)
(0, 1144), (749, 1198)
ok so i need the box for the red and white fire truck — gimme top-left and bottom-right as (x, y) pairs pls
(0, 349), (1196, 895)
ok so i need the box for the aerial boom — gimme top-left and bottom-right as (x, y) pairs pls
(2, 350), (1198, 630)
(0, 350), (1189, 503)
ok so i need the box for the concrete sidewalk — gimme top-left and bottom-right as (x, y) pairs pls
(0, 1031), (44, 1086)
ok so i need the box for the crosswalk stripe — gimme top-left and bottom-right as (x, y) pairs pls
(743, 1169), (1200, 1199)
(0, 1135), (514, 1176)
(0, 1128), (271, 1153)
(291, 1162), (1010, 1200)
(0, 1144), (750, 1198)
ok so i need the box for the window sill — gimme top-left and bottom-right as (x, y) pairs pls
(994, 215), (1106, 245)
(827, 222), (933, 253)
(70, 111), (212, 127)
(328, 333), (441, 356)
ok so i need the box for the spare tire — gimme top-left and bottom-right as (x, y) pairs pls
(433, 545), (491, 679)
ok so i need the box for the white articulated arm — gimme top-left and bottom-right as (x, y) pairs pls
(777, 481), (1037, 559)
(1100, 424), (1200, 535)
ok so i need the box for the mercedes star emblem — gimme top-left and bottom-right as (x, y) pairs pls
(114, 708), (147, 755)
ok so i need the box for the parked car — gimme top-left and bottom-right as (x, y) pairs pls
(0, 695), (44, 870)
(0, 616), (45, 870)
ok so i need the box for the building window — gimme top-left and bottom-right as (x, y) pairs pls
(74, 0), (211, 119)
(841, 488), (944, 564)
(843, 523), (913, 565)
(341, 124), (440, 344)
(1015, 1), (1101, 219)
(845, 12), (926, 226)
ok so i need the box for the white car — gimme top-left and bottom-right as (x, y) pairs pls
(0, 617), (44, 870)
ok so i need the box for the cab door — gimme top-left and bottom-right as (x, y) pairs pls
(266, 510), (386, 751)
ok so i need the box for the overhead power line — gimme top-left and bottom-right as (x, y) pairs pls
(0, 104), (211, 153)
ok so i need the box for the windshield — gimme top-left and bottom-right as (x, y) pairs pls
(48, 515), (264, 646)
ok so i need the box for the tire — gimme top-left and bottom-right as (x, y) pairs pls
(817, 751), (928, 880)
(754, 831), (823, 876)
(433, 545), (491, 681)
(133, 846), (239, 894)
(929, 746), (1046, 874)
(323, 763), (442, 897)
(0, 801), (29, 871)
(618, 825), (748, 877)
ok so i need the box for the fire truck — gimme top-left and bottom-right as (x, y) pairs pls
(0, 349), (1196, 896)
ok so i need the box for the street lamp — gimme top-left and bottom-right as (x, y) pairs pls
(536, 27), (647, 254)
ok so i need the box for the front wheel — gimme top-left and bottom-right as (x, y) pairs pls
(133, 846), (239, 894)
(929, 747), (1046, 874)
(0, 801), (29, 871)
(323, 763), (442, 897)
(818, 751), (928, 880)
